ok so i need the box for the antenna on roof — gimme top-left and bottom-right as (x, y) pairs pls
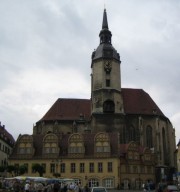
(104, 0), (106, 9)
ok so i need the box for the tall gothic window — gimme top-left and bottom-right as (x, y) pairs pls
(120, 126), (126, 144)
(146, 126), (153, 148)
(129, 126), (136, 141)
(162, 127), (168, 164)
(127, 126), (140, 143)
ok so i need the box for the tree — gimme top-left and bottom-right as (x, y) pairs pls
(32, 163), (44, 177)
(0, 166), (5, 172)
(19, 165), (28, 175)
(6, 165), (16, 174)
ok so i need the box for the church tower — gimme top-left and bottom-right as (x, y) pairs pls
(91, 9), (124, 132)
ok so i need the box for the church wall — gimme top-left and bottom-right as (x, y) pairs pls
(110, 60), (121, 90)
(92, 61), (103, 90)
(92, 60), (120, 91)
(138, 116), (176, 167)
(91, 114), (125, 133)
(33, 122), (74, 135)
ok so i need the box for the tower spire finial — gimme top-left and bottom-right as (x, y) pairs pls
(102, 8), (108, 29)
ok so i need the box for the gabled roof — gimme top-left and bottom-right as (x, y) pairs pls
(39, 98), (91, 122)
(38, 88), (165, 123)
(122, 88), (164, 116)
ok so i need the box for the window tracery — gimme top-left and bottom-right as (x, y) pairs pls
(95, 133), (110, 153)
(18, 135), (33, 155)
(68, 134), (84, 154)
(43, 134), (59, 154)
(146, 125), (153, 148)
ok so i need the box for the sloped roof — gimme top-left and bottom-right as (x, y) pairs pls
(39, 98), (91, 122)
(38, 88), (165, 123)
(122, 88), (164, 116)
(0, 124), (15, 147)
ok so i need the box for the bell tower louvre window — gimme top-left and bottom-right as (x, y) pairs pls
(103, 100), (115, 113)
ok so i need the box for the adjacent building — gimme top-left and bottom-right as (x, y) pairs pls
(9, 9), (176, 189)
(0, 122), (15, 177)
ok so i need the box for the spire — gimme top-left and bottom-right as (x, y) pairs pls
(102, 9), (108, 29)
(91, 8), (120, 62)
(99, 9), (112, 45)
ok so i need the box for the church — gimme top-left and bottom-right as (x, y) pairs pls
(9, 9), (176, 189)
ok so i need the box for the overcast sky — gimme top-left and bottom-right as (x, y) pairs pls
(0, 0), (180, 143)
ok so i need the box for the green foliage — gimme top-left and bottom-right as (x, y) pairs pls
(53, 173), (60, 178)
(0, 166), (5, 172)
(32, 163), (44, 177)
(19, 165), (27, 175)
(6, 165), (16, 173)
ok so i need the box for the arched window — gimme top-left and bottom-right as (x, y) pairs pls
(162, 127), (168, 163)
(68, 134), (84, 154)
(88, 178), (99, 188)
(18, 135), (34, 155)
(146, 126), (153, 148)
(103, 100), (115, 113)
(129, 126), (136, 141)
(102, 178), (114, 188)
(95, 133), (110, 153)
(120, 126), (126, 144)
(127, 126), (140, 143)
(43, 134), (59, 154)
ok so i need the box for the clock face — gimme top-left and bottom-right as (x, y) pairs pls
(104, 60), (112, 71)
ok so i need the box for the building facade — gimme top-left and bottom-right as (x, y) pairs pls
(0, 122), (15, 177)
(9, 9), (176, 189)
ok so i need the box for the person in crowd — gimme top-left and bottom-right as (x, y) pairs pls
(46, 182), (53, 192)
(78, 182), (82, 192)
(25, 180), (30, 192)
(63, 183), (68, 192)
(83, 184), (90, 192)
(69, 182), (75, 191)
(53, 181), (60, 192)
(36, 182), (44, 192)
(74, 183), (79, 192)
(13, 179), (21, 192)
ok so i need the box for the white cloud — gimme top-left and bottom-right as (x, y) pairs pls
(0, 0), (180, 142)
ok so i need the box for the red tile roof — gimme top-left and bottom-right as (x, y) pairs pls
(38, 88), (165, 122)
(122, 88), (164, 116)
(40, 98), (91, 121)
